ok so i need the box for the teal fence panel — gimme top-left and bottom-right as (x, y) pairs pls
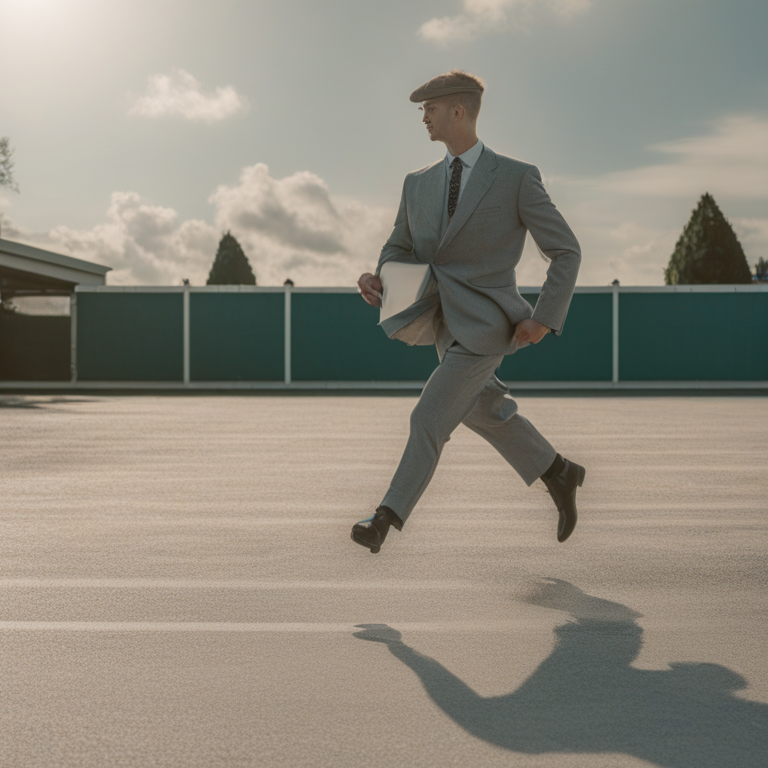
(290, 293), (438, 381)
(497, 292), (613, 381)
(77, 292), (183, 381)
(619, 292), (768, 381)
(58, 287), (766, 386)
(190, 293), (284, 381)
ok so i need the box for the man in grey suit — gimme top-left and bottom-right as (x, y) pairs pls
(351, 70), (585, 554)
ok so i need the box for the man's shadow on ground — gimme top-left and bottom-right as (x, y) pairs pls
(354, 579), (768, 767)
(0, 396), (98, 409)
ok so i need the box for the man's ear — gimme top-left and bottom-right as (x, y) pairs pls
(453, 103), (466, 122)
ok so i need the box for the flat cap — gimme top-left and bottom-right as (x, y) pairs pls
(409, 71), (484, 103)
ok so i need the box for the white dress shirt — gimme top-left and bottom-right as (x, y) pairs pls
(440, 139), (484, 236)
(445, 139), (484, 204)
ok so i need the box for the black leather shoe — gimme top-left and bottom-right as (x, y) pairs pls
(350, 506), (402, 554)
(541, 458), (585, 543)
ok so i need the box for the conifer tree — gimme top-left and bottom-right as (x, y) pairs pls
(664, 193), (752, 284)
(206, 232), (257, 285)
(0, 137), (20, 239)
(0, 137), (19, 193)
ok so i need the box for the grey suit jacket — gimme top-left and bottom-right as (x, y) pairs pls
(376, 146), (581, 357)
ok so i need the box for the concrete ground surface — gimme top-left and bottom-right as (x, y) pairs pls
(1, 393), (766, 768)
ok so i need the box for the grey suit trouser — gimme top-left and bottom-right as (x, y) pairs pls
(380, 342), (557, 524)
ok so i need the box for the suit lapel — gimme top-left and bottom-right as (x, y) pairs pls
(437, 147), (498, 253)
(417, 160), (446, 243)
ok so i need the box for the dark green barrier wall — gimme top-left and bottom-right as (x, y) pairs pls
(619, 293), (768, 381)
(68, 289), (767, 385)
(292, 292), (613, 383)
(190, 293), (284, 381)
(497, 293), (612, 381)
(0, 312), (70, 381)
(77, 293), (183, 381)
(291, 293), (438, 381)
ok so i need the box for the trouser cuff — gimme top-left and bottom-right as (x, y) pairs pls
(377, 504), (404, 531)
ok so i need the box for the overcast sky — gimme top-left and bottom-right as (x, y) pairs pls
(1, 0), (766, 287)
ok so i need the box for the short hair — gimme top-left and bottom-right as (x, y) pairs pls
(447, 70), (484, 121)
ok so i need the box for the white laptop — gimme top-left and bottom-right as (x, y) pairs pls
(379, 261), (432, 324)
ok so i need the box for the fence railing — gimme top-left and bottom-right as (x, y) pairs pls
(2, 284), (767, 389)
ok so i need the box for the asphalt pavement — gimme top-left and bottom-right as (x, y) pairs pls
(1, 393), (766, 767)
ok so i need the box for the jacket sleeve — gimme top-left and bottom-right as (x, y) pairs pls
(518, 165), (581, 335)
(375, 177), (414, 277)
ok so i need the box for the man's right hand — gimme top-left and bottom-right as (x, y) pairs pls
(358, 272), (383, 308)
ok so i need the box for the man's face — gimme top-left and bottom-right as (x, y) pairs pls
(421, 98), (454, 143)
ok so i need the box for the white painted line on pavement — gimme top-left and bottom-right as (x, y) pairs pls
(0, 620), (520, 632)
(0, 579), (483, 590)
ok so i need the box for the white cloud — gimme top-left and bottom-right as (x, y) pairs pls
(569, 207), (681, 286)
(9, 164), (393, 287)
(46, 192), (218, 285)
(129, 69), (246, 123)
(6, 114), (767, 289)
(733, 218), (768, 264)
(419, 0), (592, 45)
(208, 164), (394, 286)
(596, 114), (768, 199)
(538, 114), (768, 284)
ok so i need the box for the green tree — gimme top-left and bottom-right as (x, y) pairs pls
(0, 137), (20, 240)
(754, 257), (768, 282)
(206, 232), (257, 285)
(0, 137), (19, 193)
(664, 193), (752, 284)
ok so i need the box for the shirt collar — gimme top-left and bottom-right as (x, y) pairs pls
(445, 139), (484, 170)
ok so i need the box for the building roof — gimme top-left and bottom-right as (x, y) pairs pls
(0, 238), (111, 296)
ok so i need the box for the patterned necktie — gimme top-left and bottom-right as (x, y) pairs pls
(447, 157), (463, 218)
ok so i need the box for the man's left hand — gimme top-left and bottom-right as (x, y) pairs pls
(513, 318), (550, 346)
